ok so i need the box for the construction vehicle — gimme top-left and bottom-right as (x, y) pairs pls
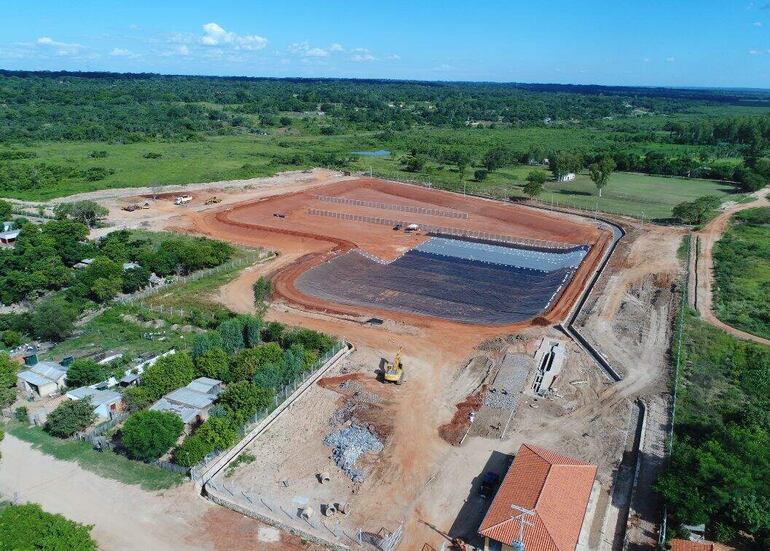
(122, 204), (140, 212)
(383, 348), (405, 385)
(141, 202), (150, 209)
(205, 196), (222, 205)
(174, 195), (192, 205)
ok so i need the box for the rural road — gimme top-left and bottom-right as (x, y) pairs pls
(692, 187), (770, 346)
(0, 434), (320, 551)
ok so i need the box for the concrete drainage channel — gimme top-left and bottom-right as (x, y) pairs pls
(534, 205), (653, 550)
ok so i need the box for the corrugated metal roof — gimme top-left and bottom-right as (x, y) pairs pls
(479, 444), (597, 551)
(150, 398), (199, 423)
(165, 387), (215, 409)
(66, 387), (122, 407)
(18, 370), (53, 387)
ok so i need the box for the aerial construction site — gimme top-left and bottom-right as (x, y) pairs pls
(92, 169), (679, 550)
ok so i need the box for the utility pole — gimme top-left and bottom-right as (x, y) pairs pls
(510, 505), (535, 550)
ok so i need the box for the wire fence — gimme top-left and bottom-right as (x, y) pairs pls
(313, 193), (468, 219)
(189, 341), (347, 481)
(307, 208), (577, 249)
(658, 234), (691, 546)
(117, 250), (266, 305)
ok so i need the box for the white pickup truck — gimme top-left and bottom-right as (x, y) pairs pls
(174, 195), (193, 205)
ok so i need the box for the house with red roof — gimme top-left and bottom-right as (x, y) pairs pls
(478, 443), (597, 551)
(670, 539), (734, 551)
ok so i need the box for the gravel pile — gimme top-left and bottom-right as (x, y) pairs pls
(324, 425), (384, 482)
(484, 352), (532, 409)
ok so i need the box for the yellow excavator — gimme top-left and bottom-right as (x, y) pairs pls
(383, 348), (405, 385)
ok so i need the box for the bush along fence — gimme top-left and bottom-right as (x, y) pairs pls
(72, 411), (130, 449)
(189, 340), (348, 481)
(117, 249), (268, 305)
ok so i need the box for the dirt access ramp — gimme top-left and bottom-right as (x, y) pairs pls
(692, 187), (770, 345)
(191, 177), (613, 332)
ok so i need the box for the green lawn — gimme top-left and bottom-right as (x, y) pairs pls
(2, 129), (743, 219)
(6, 423), (184, 491)
(713, 207), (770, 340)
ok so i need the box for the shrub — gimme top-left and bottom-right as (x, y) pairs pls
(217, 318), (245, 354)
(218, 381), (273, 425)
(121, 410), (184, 461)
(191, 331), (224, 359)
(194, 347), (231, 382)
(0, 503), (97, 551)
(0, 353), (19, 407)
(122, 385), (155, 412)
(65, 358), (107, 388)
(31, 296), (78, 341)
(15, 406), (28, 422)
(45, 399), (96, 438)
(140, 352), (195, 401)
(242, 315), (262, 348)
(281, 328), (335, 354)
(230, 342), (283, 382)
(1, 330), (22, 348)
(262, 321), (285, 343)
(174, 417), (237, 467)
(0, 199), (12, 221)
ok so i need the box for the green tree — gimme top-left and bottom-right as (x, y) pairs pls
(1, 330), (22, 348)
(194, 347), (231, 382)
(524, 171), (547, 198)
(65, 358), (107, 388)
(191, 331), (224, 359)
(402, 152), (425, 172)
(44, 398), (95, 438)
(252, 277), (272, 315)
(0, 352), (19, 407)
(0, 199), (12, 221)
(122, 385), (155, 412)
(121, 266), (150, 294)
(217, 318), (245, 354)
(482, 146), (510, 172)
(474, 169), (488, 181)
(230, 342), (283, 382)
(672, 195), (722, 225)
(121, 410), (184, 461)
(140, 352), (195, 400)
(173, 417), (237, 467)
(549, 151), (582, 181)
(31, 296), (78, 341)
(218, 381), (273, 425)
(588, 156), (616, 197)
(0, 503), (97, 551)
(53, 200), (108, 228)
(242, 315), (262, 348)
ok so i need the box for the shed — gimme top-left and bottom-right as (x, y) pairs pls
(17, 361), (68, 399)
(66, 387), (124, 420)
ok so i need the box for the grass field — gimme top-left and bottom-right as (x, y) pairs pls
(713, 207), (770, 340)
(2, 129), (744, 218)
(5, 422), (184, 490)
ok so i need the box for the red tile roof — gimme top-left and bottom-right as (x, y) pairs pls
(478, 444), (597, 551)
(670, 540), (734, 551)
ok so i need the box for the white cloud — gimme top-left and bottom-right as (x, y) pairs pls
(351, 53), (376, 62)
(109, 48), (134, 57)
(36, 36), (84, 56)
(305, 47), (329, 57)
(288, 41), (346, 57)
(755, 21), (764, 26)
(643, 57), (651, 63)
(666, 56), (675, 63)
(385, 53), (401, 60)
(176, 45), (190, 56)
(750, 48), (762, 55)
(200, 22), (267, 51)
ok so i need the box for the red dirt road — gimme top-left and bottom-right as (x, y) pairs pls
(693, 187), (770, 345)
(185, 178), (612, 332)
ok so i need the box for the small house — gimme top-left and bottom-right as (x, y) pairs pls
(478, 444), (596, 551)
(557, 172), (576, 182)
(17, 359), (69, 399)
(65, 387), (124, 420)
(0, 229), (20, 246)
(150, 377), (222, 431)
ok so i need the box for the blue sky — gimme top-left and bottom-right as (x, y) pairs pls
(2, 1), (770, 87)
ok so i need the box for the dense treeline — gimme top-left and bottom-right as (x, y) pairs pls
(0, 70), (759, 144)
(656, 312), (770, 548)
